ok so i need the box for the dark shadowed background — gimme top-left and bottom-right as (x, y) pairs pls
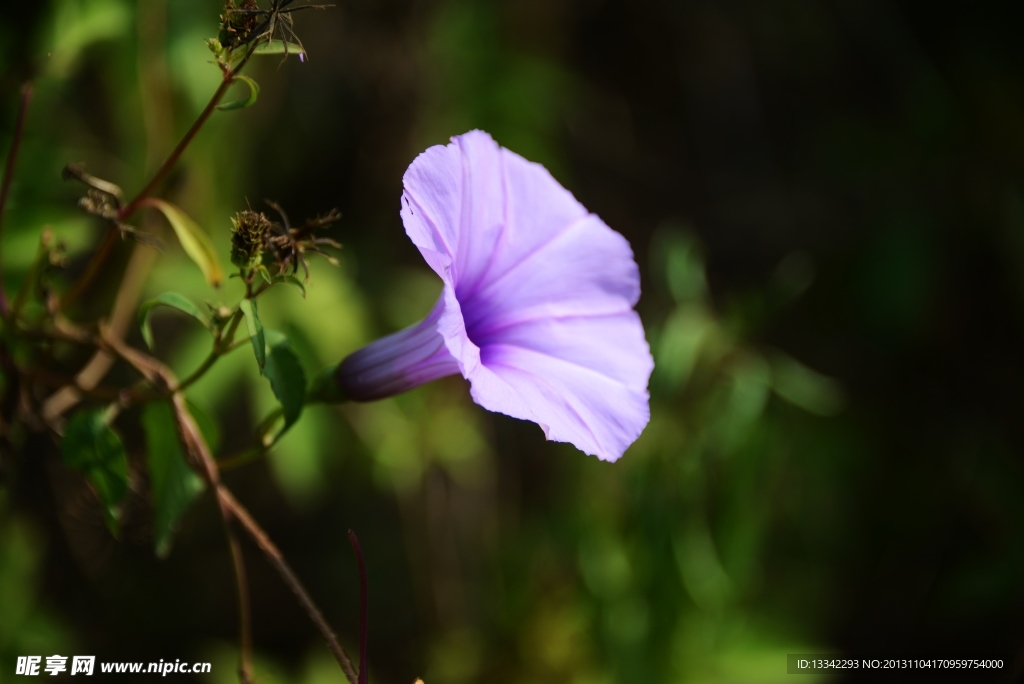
(1, 1), (1023, 682)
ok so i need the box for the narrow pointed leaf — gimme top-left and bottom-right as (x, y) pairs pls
(61, 409), (128, 535)
(264, 329), (306, 429)
(145, 199), (223, 287)
(253, 40), (305, 57)
(143, 402), (205, 558)
(138, 293), (210, 349)
(240, 299), (265, 370)
(216, 74), (260, 111)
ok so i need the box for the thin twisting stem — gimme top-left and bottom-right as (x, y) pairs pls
(225, 518), (255, 683)
(94, 332), (358, 684)
(62, 48), (257, 310)
(118, 49), (256, 221)
(169, 393), (256, 683)
(221, 489), (360, 684)
(0, 84), (33, 319)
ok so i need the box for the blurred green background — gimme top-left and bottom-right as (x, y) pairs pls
(1, 1), (1023, 682)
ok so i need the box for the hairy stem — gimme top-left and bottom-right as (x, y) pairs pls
(0, 84), (33, 319)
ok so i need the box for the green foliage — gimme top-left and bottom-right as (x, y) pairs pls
(144, 199), (224, 288)
(253, 40), (305, 57)
(240, 298), (266, 369)
(142, 402), (206, 558)
(262, 329), (306, 430)
(60, 409), (128, 535)
(138, 292), (210, 350)
(217, 74), (260, 112)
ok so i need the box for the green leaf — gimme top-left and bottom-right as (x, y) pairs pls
(61, 410), (128, 535)
(145, 199), (224, 287)
(142, 403), (205, 558)
(138, 293), (210, 349)
(216, 74), (260, 111)
(768, 352), (845, 417)
(263, 330), (306, 429)
(253, 40), (305, 57)
(240, 299), (265, 370)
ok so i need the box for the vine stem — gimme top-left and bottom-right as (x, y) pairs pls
(224, 514), (255, 683)
(119, 49), (256, 221)
(220, 488), (360, 684)
(0, 83), (33, 319)
(174, 390), (255, 684)
(41, 244), (158, 422)
(78, 329), (359, 684)
(61, 48), (256, 310)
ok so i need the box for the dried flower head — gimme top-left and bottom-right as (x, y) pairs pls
(264, 201), (341, 280)
(219, 0), (260, 49)
(219, 0), (333, 63)
(230, 209), (272, 268)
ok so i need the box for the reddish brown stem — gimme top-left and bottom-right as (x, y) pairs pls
(170, 393), (255, 683)
(221, 489), (360, 684)
(118, 51), (254, 221)
(96, 334), (357, 684)
(62, 49), (256, 310)
(0, 84), (33, 319)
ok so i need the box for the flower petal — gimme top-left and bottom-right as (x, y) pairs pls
(400, 130), (503, 288)
(468, 311), (651, 461)
(460, 213), (641, 340)
(392, 130), (653, 460)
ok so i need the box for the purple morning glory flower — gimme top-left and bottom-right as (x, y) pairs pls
(337, 131), (653, 461)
